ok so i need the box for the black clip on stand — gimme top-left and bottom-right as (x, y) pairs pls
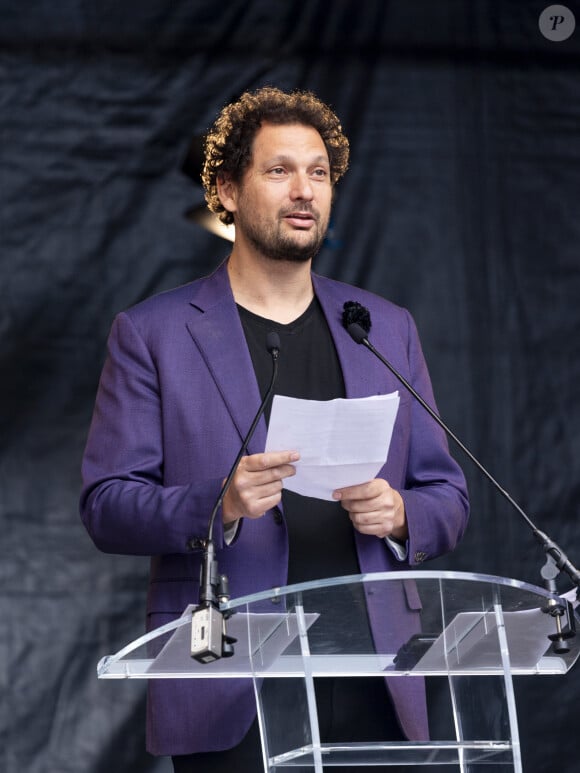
(536, 533), (578, 654)
(190, 537), (237, 664)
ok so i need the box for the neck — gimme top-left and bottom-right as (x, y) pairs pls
(227, 249), (314, 323)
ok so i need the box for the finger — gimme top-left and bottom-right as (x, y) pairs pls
(349, 511), (393, 538)
(342, 493), (391, 514)
(349, 509), (389, 526)
(244, 450), (300, 472)
(231, 468), (294, 518)
(241, 490), (285, 519)
(333, 479), (385, 501)
(233, 478), (282, 512)
(274, 463), (299, 481)
(237, 463), (297, 489)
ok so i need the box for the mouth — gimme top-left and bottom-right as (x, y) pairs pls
(282, 211), (317, 229)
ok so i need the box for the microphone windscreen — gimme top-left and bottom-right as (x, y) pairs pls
(347, 322), (368, 345)
(266, 331), (281, 354)
(342, 301), (372, 334)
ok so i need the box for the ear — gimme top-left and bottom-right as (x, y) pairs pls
(216, 173), (238, 216)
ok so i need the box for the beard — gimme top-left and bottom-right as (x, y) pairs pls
(235, 203), (329, 263)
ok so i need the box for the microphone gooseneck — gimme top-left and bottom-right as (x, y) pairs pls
(342, 301), (580, 600)
(205, 330), (280, 545)
(190, 331), (281, 663)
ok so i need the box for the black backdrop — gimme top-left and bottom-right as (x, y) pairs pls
(1, 2), (579, 771)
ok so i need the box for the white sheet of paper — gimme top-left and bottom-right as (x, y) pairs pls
(265, 393), (400, 500)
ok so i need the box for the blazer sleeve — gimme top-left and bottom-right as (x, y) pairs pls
(79, 311), (227, 556)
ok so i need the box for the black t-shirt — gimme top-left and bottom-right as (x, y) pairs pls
(238, 297), (362, 583)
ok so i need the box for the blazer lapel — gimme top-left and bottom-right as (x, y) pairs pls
(185, 261), (267, 454)
(313, 273), (386, 399)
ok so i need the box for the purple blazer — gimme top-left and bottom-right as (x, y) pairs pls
(80, 260), (469, 755)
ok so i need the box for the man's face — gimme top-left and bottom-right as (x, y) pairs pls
(224, 122), (333, 262)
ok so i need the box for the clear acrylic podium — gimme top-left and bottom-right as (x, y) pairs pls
(97, 571), (579, 771)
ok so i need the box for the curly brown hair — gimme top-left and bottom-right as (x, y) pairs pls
(202, 86), (350, 225)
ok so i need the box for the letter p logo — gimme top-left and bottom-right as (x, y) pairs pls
(539, 5), (576, 41)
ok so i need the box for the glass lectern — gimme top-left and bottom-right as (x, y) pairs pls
(97, 571), (579, 772)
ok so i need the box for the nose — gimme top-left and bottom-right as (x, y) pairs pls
(290, 172), (314, 201)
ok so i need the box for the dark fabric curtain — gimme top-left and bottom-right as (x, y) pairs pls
(2, 2), (579, 771)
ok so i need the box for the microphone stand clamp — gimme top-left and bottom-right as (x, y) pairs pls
(540, 552), (577, 655)
(191, 538), (237, 664)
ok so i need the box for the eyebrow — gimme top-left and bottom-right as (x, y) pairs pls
(263, 154), (330, 167)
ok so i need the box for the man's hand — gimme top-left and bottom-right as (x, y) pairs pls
(222, 450), (299, 524)
(333, 478), (408, 541)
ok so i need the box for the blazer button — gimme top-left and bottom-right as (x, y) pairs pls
(272, 507), (283, 525)
(414, 550), (427, 564)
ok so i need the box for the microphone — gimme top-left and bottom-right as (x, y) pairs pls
(190, 331), (281, 663)
(342, 300), (578, 650)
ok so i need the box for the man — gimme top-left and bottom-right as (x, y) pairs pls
(80, 87), (469, 771)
